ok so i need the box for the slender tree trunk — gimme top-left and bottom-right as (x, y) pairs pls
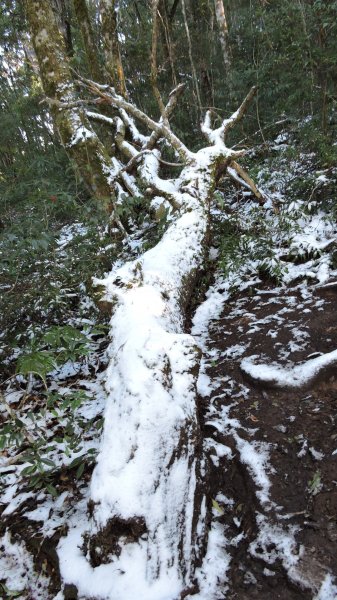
(158, 0), (178, 86)
(214, 0), (231, 73)
(24, 0), (114, 211)
(100, 0), (127, 97)
(181, 0), (202, 112)
(73, 0), (104, 82)
(297, 0), (315, 116)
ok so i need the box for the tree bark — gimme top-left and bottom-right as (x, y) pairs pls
(214, 0), (231, 74)
(73, 0), (104, 83)
(24, 0), (115, 211)
(100, 0), (127, 97)
(51, 0), (74, 56)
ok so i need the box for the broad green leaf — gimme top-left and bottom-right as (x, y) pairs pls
(76, 462), (85, 478)
(211, 499), (224, 515)
(16, 351), (57, 385)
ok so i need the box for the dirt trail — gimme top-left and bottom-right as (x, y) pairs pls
(201, 280), (337, 598)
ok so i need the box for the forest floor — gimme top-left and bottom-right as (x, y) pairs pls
(1, 270), (337, 599)
(1, 134), (337, 599)
(193, 277), (337, 599)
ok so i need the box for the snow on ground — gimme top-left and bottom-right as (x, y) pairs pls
(188, 176), (337, 597)
(1, 137), (337, 599)
(241, 348), (337, 389)
(0, 530), (50, 598)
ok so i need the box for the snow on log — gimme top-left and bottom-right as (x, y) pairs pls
(241, 349), (337, 390)
(56, 85), (259, 599)
(58, 180), (211, 600)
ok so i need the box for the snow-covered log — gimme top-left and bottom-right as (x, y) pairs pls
(57, 85), (258, 599)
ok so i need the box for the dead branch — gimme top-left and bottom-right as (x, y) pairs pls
(76, 75), (193, 162)
(87, 111), (115, 126)
(114, 117), (137, 160)
(201, 87), (257, 146)
(145, 83), (186, 150)
(228, 160), (265, 203)
(41, 96), (96, 109)
(222, 85), (257, 138)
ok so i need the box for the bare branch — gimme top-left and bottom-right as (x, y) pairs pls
(200, 110), (214, 142)
(201, 87), (257, 145)
(114, 117), (138, 160)
(146, 83), (186, 150)
(120, 149), (185, 175)
(87, 111), (115, 126)
(77, 76), (193, 162)
(227, 160), (265, 203)
(222, 85), (257, 137)
(42, 96), (93, 109)
(118, 109), (148, 146)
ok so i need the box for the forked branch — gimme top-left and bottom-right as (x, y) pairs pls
(77, 75), (193, 162)
(201, 85), (257, 144)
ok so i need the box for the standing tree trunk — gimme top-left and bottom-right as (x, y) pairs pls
(214, 0), (231, 74)
(52, 0), (74, 56)
(100, 0), (127, 97)
(24, 0), (115, 212)
(181, 0), (202, 112)
(73, 0), (104, 82)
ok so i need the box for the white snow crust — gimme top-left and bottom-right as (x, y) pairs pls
(241, 349), (337, 389)
(0, 530), (50, 598)
(57, 149), (216, 598)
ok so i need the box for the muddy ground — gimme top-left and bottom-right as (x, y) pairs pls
(201, 279), (337, 598)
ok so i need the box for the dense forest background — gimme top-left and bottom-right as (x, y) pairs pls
(1, 0), (337, 361)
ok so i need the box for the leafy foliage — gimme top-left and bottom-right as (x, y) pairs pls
(16, 351), (57, 387)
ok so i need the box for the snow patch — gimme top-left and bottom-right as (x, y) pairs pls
(241, 349), (337, 389)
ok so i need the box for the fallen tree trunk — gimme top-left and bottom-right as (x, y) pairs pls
(56, 85), (259, 598)
(22, 4), (262, 595)
(58, 160), (211, 600)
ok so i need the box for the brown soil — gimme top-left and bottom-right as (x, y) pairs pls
(201, 280), (337, 598)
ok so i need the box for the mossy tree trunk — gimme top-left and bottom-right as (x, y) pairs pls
(51, 0), (74, 56)
(100, 0), (127, 97)
(24, 0), (114, 212)
(72, 0), (104, 83)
